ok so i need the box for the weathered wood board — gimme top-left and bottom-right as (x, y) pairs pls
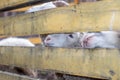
(0, 0), (31, 9)
(0, 0), (120, 80)
(0, 46), (120, 80)
(0, 0), (120, 36)
(0, 71), (38, 80)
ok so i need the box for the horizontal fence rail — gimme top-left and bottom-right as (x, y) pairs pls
(0, 0), (120, 80)
(0, 46), (119, 79)
(0, 0), (31, 11)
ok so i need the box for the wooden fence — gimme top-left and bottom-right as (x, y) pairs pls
(0, 0), (119, 80)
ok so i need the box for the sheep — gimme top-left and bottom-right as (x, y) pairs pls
(44, 32), (81, 48)
(80, 31), (120, 48)
(0, 37), (35, 47)
(44, 31), (120, 49)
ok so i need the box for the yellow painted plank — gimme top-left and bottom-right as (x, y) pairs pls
(0, 1), (120, 36)
(0, 71), (38, 80)
(0, 47), (120, 79)
(0, 0), (30, 9)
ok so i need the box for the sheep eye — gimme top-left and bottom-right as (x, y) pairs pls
(46, 37), (51, 41)
(68, 34), (73, 38)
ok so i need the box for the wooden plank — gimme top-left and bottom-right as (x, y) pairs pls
(0, 46), (120, 79)
(0, 1), (120, 36)
(0, 71), (38, 80)
(0, 0), (29, 9)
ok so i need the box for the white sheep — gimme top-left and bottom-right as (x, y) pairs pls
(80, 31), (120, 48)
(0, 37), (35, 47)
(44, 32), (81, 48)
(44, 31), (120, 49)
